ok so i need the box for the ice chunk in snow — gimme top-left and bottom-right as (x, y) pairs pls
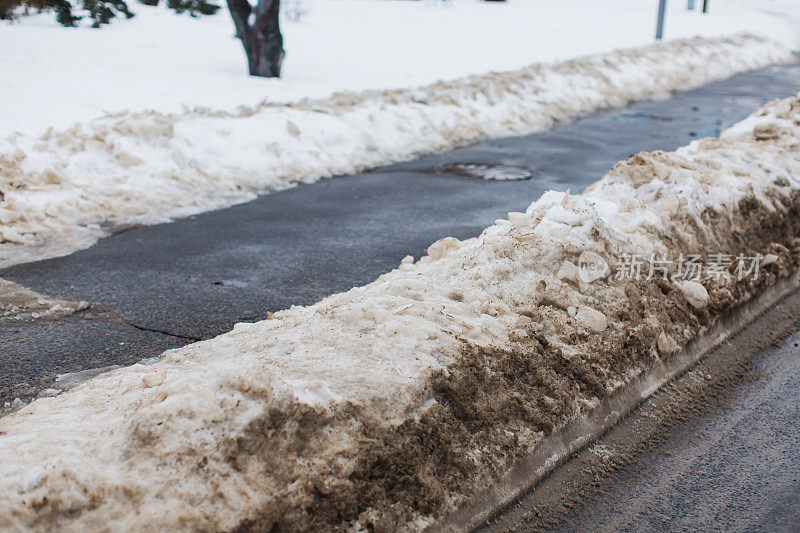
(427, 237), (463, 260)
(558, 261), (580, 283)
(678, 281), (710, 310)
(575, 306), (608, 332)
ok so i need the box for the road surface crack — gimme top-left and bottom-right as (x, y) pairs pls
(124, 322), (203, 342)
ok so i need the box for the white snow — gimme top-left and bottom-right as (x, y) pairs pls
(2, 0), (799, 137)
(1, 89), (799, 531)
(0, 33), (793, 267)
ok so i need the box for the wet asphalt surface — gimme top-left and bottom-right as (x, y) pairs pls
(1, 64), (800, 400)
(482, 289), (800, 533)
(551, 332), (800, 533)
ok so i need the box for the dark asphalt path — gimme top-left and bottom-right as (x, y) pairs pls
(2, 63), (800, 403)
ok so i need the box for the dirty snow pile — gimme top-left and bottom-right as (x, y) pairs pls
(2, 93), (800, 530)
(0, 34), (792, 268)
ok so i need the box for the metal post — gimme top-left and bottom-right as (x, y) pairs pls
(702, 0), (708, 13)
(656, 0), (667, 40)
(688, 0), (695, 10)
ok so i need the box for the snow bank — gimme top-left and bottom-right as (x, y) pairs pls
(0, 278), (87, 322)
(3, 0), (799, 137)
(0, 34), (792, 268)
(2, 90), (800, 531)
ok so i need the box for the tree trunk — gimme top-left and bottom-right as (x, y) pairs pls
(227, 0), (285, 78)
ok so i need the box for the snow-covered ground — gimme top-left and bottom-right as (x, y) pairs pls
(0, 34), (793, 267)
(1, 90), (800, 531)
(2, 0), (800, 137)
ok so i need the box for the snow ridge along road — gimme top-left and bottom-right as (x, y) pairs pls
(0, 33), (792, 268)
(2, 90), (800, 530)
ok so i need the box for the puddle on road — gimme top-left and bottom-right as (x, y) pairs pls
(689, 127), (721, 138)
(615, 111), (675, 122)
(436, 163), (533, 181)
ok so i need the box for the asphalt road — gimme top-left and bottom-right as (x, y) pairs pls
(554, 333), (800, 532)
(481, 286), (800, 533)
(2, 63), (800, 403)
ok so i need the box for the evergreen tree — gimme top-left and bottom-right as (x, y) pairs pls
(165, 0), (220, 17)
(82, 0), (134, 27)
(52, 0), (81, 26)
(1, 0), (220, 26)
